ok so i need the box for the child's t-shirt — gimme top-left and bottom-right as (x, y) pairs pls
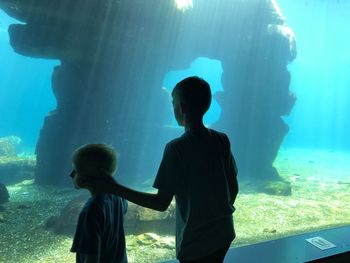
(153, 128), (238, 261)
(71, 193), (128, 263)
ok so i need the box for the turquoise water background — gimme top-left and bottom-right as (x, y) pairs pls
(0, 11), (58, 152)
(278, 0), (350, 150)
(0, 0), (349, 152)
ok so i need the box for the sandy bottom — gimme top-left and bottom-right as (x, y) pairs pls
(0, 147), (349, 263)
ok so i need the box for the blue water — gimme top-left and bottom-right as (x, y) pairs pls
(1, 1), (350, 152)
(0, 11), (59, 153)
(278, 0), (350, 150)
(163, 57), (223, 126)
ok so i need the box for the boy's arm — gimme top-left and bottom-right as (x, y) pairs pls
(115, 182), (173, 212)
(225, 135), (239, 206)
(228, 152), (239, 206)
(102, 178), (173, 212)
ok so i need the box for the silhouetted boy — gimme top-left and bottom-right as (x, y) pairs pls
(106, 76), (238, 263)
(70, 144), (128, 263)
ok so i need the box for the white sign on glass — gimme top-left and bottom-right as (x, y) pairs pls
(306, 237), (336, 250)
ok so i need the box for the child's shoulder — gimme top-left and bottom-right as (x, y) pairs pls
(168, 135), (186, 145)
(208, 128), (228, 138)
(83, 194), (113, 209)
(166, 128), (230, 149)
(81, 194), (125, 214)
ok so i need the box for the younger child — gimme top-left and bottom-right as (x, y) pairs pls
(70, 144), (128, 263)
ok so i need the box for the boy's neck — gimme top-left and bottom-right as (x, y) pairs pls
(184, 118), (206, 132)
(88, 188), (102, 196)
(87, 183), (109, 196)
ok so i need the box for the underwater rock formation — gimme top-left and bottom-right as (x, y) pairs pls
(261, 180), (292, 196)
(1, 0), (296, 191)
(0, 157), (35, 185)
(131, 233), (174, 250)
(214, 19), (297, 189)
(0, 183), (9, 204)
(45, 194), (87, 235)
(124, 202), (175, 235)
(1, 0), (177, 185)
(0, 136), (21, 157)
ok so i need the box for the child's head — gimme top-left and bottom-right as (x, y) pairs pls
(71, 144), (117, 189)
(172, 76), (211, 125)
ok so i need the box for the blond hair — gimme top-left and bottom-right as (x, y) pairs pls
(72, 144), (117, 177)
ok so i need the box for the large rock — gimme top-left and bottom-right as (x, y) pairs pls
(0, 136), (21, 157)
(0, 183), (9, 204)
(1, 0), (180, 63)
(45, 194), (88, 235)
(124, 202), (175, 235)
(0, 156), (35, 185)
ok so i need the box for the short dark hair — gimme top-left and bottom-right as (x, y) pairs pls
(72, 144), (117, 176)
(172, 76), (212, 116)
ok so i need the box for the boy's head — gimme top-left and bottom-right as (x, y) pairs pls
(70, 144), (117, 189)
(171, 76), (211, 125)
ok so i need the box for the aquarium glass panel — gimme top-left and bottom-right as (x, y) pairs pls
(0, 1), (349, 262)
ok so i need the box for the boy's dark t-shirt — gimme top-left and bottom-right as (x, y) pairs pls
(71, 193), (128, 263)
(153, 128), (238, 260)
